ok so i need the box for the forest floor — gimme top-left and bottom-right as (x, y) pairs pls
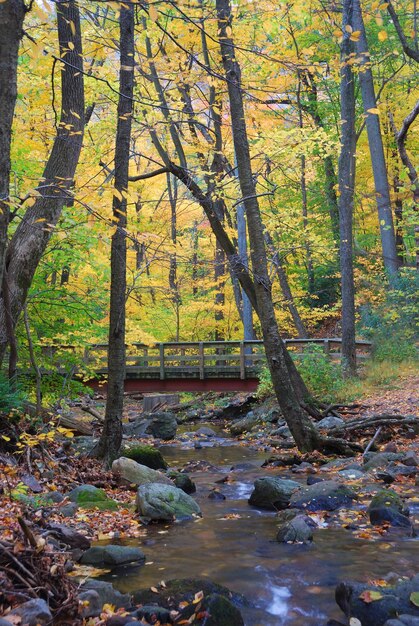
(0, 371), (418, 625)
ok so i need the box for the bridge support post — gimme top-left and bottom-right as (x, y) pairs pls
(199, 342), (204, 379)
(159, 343), (165, 379)
(240, 341), (245, 379)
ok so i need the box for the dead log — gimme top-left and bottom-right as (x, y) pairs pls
(57, 414), (92, 436)
(328, 414), (417, 435)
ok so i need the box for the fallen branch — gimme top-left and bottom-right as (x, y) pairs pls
(363, 426), (383, 455)
(328, 414), (417, 435)
(81, 404), (104, 422)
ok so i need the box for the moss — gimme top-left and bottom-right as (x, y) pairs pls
(123, 444), (168, 470)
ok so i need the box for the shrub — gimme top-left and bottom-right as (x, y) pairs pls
(0, 374), (24, 413)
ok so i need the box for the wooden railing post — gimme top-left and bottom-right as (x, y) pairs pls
(199, 342), (204, 379)
(324, 339), (330, 355)
(159, 343), (165, 379)
(239, 341), (245, 379)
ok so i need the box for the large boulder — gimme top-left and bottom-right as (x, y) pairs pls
(112, 457), (172, 487)
(335, 575), (419, 626)
(122, 445), (168, 470)
(368, 489), (413, 531)
(145, 412), (177, 440)
(136, 483), (201, 520)
(67, 484), (118, 510)
(248, 477), (301, 510)
(289, 480), (355, 511)
(80, 545), (146, 567)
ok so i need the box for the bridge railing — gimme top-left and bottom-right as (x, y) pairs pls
(39, 338), (371, 381)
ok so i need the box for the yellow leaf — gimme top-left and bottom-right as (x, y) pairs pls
(345, 24), (353, 33)
(367, 107), (380, 115)
(350, 30), (361, 41)
(378, 30), (387, 41)
(149, 3), (158, 21)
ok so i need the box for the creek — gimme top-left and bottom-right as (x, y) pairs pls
(102, 435), (419, 625)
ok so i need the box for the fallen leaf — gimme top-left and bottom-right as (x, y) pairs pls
(359, 590), (384, 603)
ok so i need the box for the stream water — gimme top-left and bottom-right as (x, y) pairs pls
(102, 436), (419, 625)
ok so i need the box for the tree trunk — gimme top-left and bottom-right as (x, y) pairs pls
(0, 0), (85, 362)
(95, 3), (135, 465)
(339, 0), (357, 377)
(265, 232), (308, 338)
(237, 202), (254, 340)
(0, 0), (26, 291)
(352, 0), (399, 275)
(215, 0), (321, 452)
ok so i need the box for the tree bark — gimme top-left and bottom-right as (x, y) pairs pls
(0, 0), (26, 291)
(0, 0), (85, 362)
(339, 0), (357, 377)
(215, 0), (321, 452)
(95, 2), (135, 465)
(352, 0), (399, 275)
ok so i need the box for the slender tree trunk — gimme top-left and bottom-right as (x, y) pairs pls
(352, 0), (399, 275)
(237, 202), (254, 340)
(0, 0), (26, 291)
(339, 0), (357, 377)
(167, 173), (181, 340)
(265, 232), (308, 338)
(95, 3), (135, 464)
(0, 0), (85, 363)
(215, 0), (321, 452)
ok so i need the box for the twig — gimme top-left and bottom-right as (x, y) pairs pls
(17, 517), (38, 549)
(363, 426), (382, 456)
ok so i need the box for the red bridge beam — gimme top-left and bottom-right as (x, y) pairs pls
(87, 377), (259, 393)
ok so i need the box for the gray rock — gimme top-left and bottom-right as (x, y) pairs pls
(276, 515), (314, 543)
(136, 483), (201, 520)
(289, 480), (355, 511)
(60, 503), (78, 516)
(195, 427), (217, 437)
(363, 452), (405, 471)
(44, 491), (65, 503)
(145, 412), (177, 440)
(402, 451), (418, 467)
(335, 576), (419, 626)
(384, 617), (419, 626)
(274, 425), (292, 438)
(46, 523), (90, 549)
(368, 489), (413, 531)
(71, 436), (98, 455)
(316, 415), (345, 429)
(112, 457), (173, 487)
(248, 477), (301, 510)
(8, 599), (52, 625)
(81, 579), (132, 609)
(167, 471), (196, 494)
(122, 445), (168, 470)
(133, 606), (171, 623)
(122, 418), (150, 437)
(79, 590), (102, 618)
(67, 484), (118, 511)
(177, 593), (244, 626)
(230, 412), (260, 436)
(338, 469), (365, 480)
(80, 545), (146, 567)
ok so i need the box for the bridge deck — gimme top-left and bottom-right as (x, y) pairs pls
(40, 338), (372, 392)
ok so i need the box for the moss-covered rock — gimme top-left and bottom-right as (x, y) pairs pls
(122, 445), (168, 470)
(167, 471), (196, 494)
(136, 483), (201, 520)
(67, 485), (118, 511)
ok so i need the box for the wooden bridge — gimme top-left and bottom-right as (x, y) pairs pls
(43, 338), (372, 393)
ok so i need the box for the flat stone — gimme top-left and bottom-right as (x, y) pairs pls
(316, 416), (345, 429)
(80, 545), (146, 567)
(289, 480), (355, 511)
(81, 580), (132, 610)
(112, 457), (172, 487)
